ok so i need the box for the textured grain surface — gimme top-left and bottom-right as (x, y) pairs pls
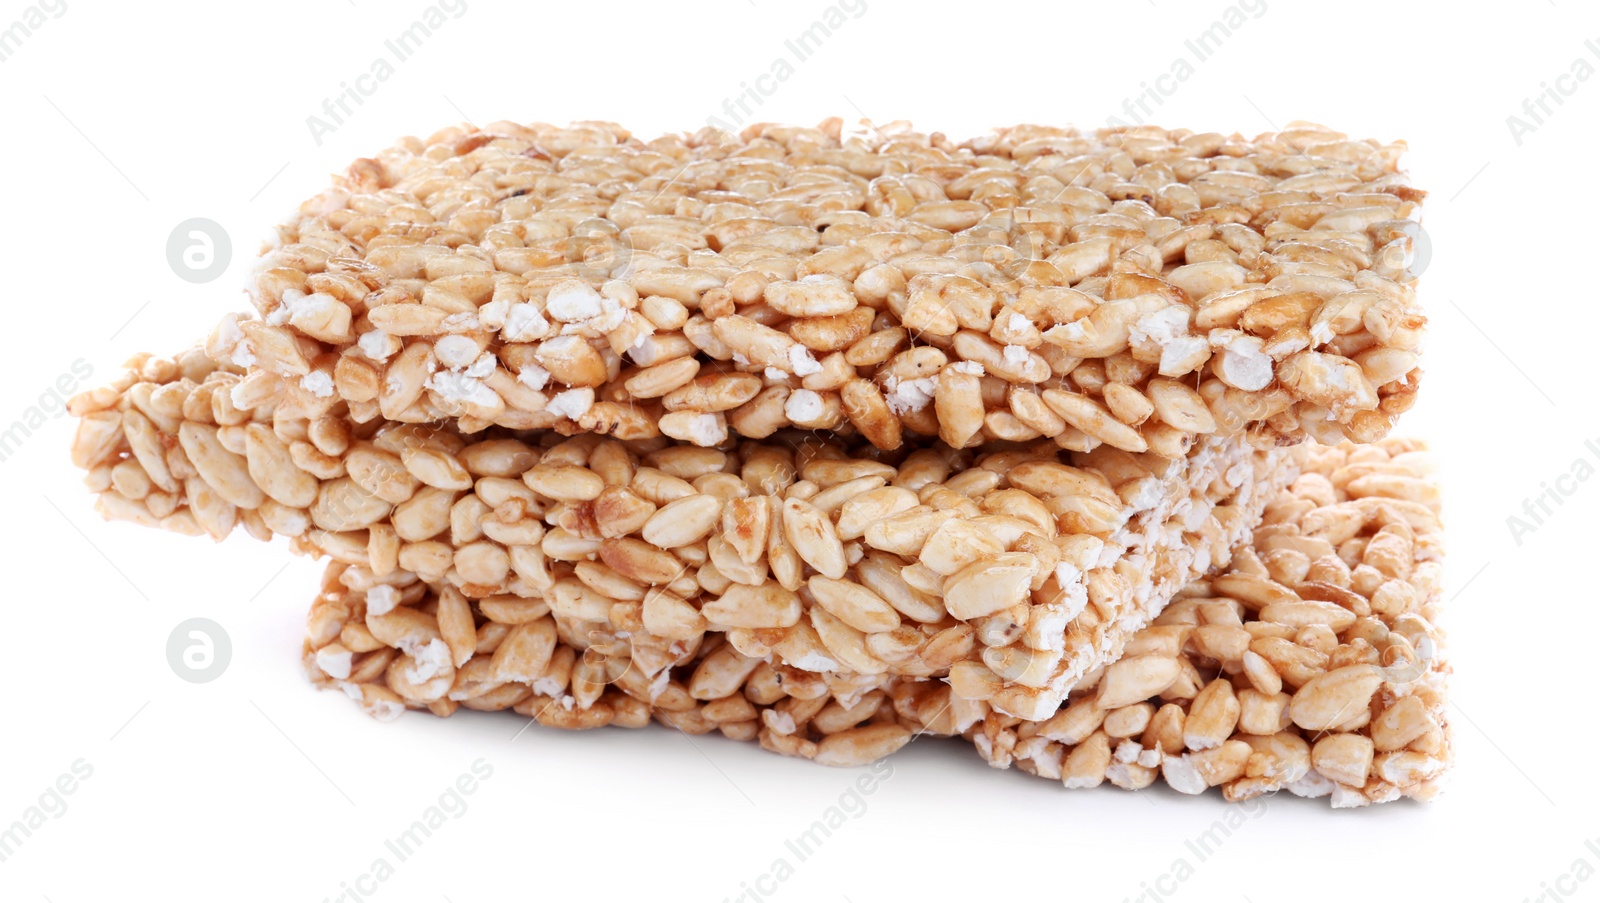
(72, 344), (1289, 705)
(302, 438), (1448, 806)
(217, 119), (1425, 450)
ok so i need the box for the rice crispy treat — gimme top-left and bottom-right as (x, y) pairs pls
(226, 118), (1425, 452)
(71, 343), (1290, 717)
(964, 438), (1448, 805)
(64, 118), (1444, 805)
(303, 438), (1447, 806)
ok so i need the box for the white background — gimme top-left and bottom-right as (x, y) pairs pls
(1, 0), (1594, 900)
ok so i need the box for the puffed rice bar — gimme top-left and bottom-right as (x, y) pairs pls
(965, 437), (1449, 805)
(304, 438), (1447, 806)
(70, 344), (1291, 715)
(229, 118), (1425, 451)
